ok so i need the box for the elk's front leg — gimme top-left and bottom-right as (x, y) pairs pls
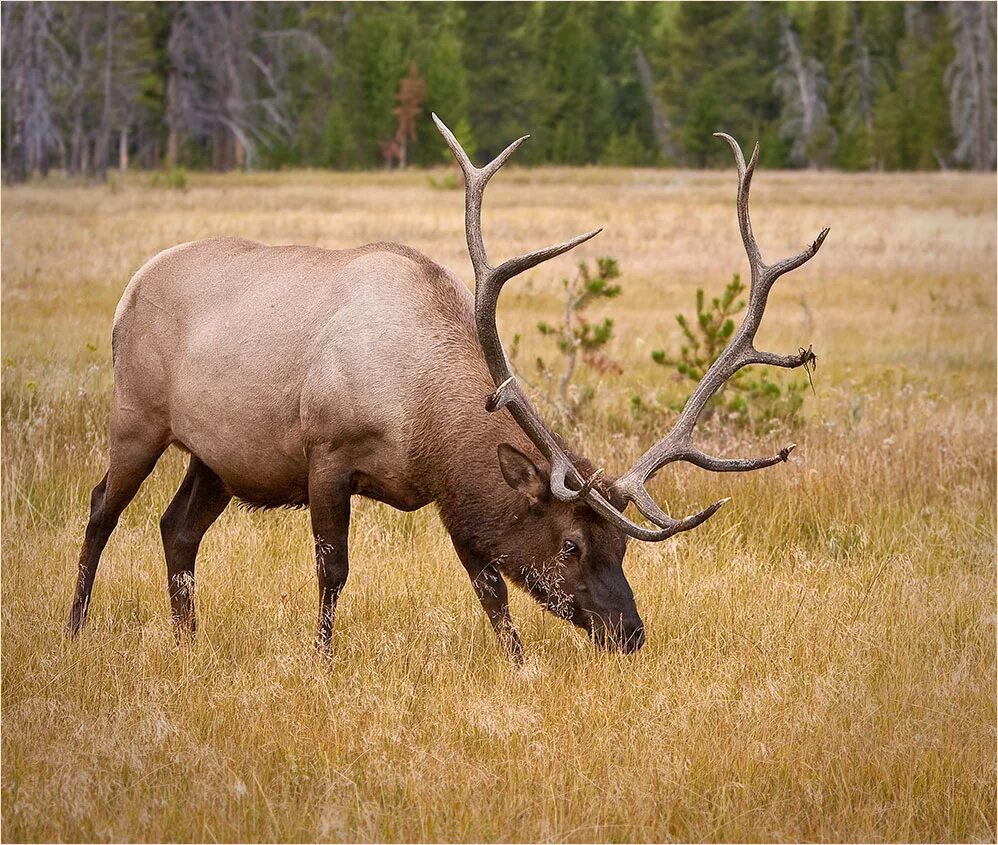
(308, 468), (351, 655)
(455, 544), (524, 663)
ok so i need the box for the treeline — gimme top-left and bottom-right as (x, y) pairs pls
(2, 1), (996, 181)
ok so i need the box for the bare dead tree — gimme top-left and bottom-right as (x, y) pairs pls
(108, 5), (149, 174)
(774, 16), (835, 168)
(839, 4), (888, 169)
(47, 2), (145, 179)
(846, 7), (876, 136)
(167, 3), (245, 170)
(392, 62), (427, 169)
(946, 1), (997, 170)
(167, 1), (328, 170)
(904, 2), (934, 43)
(64, 4), (97, 175)
(93, 2), (115, 180)
(1, 1), (66, 181)
(634, 46), (677, 161)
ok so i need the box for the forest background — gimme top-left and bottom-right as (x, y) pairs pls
(2, 0), (996, 181)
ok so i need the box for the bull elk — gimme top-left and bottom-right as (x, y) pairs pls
(68, 116), (828, 659)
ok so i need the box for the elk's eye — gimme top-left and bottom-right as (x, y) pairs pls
(562, 539), (580, 557)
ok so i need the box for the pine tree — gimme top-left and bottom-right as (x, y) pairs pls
(460, 1), (536, 161)
(875, 3), (953, 170)
(413, 4), (474, 166)
(834, 2), (903, 170)
(590, 2), (656, 164)
(1, 1), (65, 180)
(661, 2), (784, 167)
(538, 11), (609, 164)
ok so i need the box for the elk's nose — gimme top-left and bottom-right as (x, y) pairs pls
(624, 624), (646, 653)
(592, 615), (645, 653)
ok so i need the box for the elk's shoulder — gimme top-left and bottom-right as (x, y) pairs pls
(356, 240), (476, 329)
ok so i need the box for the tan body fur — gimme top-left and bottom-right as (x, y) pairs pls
(112, 237), (512, 512)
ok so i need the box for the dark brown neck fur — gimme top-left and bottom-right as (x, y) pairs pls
(407, 258), (615, 572)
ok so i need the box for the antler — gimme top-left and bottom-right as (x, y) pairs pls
(431, 114), (605, 498)
(612, 133), (829, 530)
(433, 116), (828, 542)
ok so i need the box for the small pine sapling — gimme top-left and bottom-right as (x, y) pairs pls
(651, 273), (811, 434)
(522, 258), (623, 424)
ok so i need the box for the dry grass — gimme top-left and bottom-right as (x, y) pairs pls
(2, 163), (995, 842)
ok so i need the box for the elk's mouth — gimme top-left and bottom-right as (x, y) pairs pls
(587, 613), (646, 654)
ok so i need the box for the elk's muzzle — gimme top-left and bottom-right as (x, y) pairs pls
(590, 613), (646, 654)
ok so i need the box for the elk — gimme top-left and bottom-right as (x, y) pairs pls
(67, 116), (828, 659)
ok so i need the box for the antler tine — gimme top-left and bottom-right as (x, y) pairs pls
(611, 133), (828, 542)
(715, 133), (762, 268)
(765, 227), (830, 283)
(433, 113), (475, 175)
(433, 113), (529, 284)
(434, 112), (601, 285)
(585, 486), (731, 542)
(494, 229), (602, 288)
(434, 112), (528, 184)
(714, 132), (747, 172)
(684, 443), (796, 473)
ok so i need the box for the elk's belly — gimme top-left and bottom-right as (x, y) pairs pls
(169, 409), (310, 507)
(170, 424), (432, 513)
(168, 385), (432, 513)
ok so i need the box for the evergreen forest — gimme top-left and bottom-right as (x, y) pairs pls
(2, 1), (996, 180)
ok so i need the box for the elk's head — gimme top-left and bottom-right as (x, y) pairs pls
(433, 114), (828, 656)
(496, 443), (642, 652)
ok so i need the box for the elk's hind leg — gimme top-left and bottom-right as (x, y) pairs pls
(160, 455), (231, 636)
(308, 466), (351, 655)
(67, 425), (166, 637)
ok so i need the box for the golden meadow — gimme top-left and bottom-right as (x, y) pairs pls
(2, 164), (995, 841)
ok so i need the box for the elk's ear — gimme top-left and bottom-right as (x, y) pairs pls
(497, 444), (549, 505)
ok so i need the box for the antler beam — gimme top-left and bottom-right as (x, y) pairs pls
(432, 114), (603, 499)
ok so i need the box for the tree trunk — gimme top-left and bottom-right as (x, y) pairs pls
(849, 5), (880, 169)
(634, 46), (677, 161)
(119, 125), (129, 171)
(67, 8), (92, 176)
(212, 124), (233, 171)
(969, 3), (996, 170)
(94, 1), (114, 181)
(166, 70), (180, 167)
(7, 49), (26, 182)
(70, 120), (82, 174)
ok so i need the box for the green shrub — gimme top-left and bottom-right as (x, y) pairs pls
(150, 166), (189, 191)
(516, 257), (623, 424)
(651, 273), (810, 434)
